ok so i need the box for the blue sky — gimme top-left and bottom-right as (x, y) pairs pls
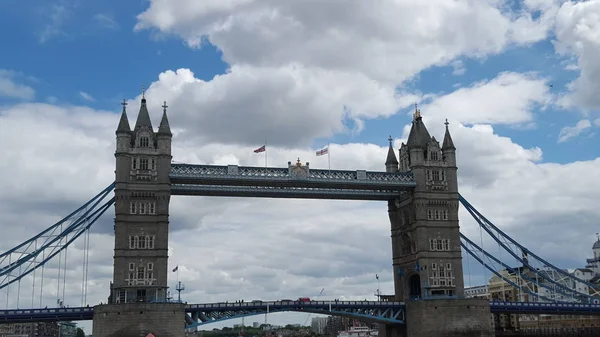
(1, 0), (600, 333)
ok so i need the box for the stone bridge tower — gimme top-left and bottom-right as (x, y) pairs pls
(93, 92), (185, 337)
(112, 92), (173, 304)
(386, 105), (463, 301)
(382, 106), (493, 337)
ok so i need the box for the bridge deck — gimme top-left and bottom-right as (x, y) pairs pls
(169, 164), (415, 200)
(3, 301), (600, 327)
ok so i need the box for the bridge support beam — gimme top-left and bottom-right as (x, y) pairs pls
(92, 303), (186, 337)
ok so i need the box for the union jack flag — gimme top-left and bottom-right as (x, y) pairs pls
(254, 145), (266, 153)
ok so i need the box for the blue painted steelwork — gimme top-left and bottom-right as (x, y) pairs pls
(169, 164), (415, 200)
(461, 235), (555, 302)
(184, 300), (406, 328)
(0, 307), (94, 323)
(459, 194), (600, 301)
(490, 301), (600, 315)
(5, 301), (600, 326)
(171, 184), (404, 200)
(0, 184), (115, 290)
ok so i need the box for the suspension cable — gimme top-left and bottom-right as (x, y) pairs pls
(56, 227), (63, 307)
(84, 229), (90, 306)
(39, 250), (45, 307)
(5, 255), (10, 309)
(16, 265), (21, 308)
(81, 228), (89, 306)
(466, 253), (472, 288)
(62, 246), (68, 305)
(32, 240), (37, 308)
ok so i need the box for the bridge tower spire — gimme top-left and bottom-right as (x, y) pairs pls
(388, 108), (464, 302)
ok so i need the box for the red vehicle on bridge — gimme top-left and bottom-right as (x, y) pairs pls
(298, 297), (311, 302)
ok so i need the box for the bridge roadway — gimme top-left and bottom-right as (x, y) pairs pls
(2, 300), (600, 328)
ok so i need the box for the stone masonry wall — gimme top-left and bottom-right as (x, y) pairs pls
(405, 298), (494, 337)
(93, 302), (185, 337)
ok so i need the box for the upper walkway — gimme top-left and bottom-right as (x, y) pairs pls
(169, 163), (416, 200)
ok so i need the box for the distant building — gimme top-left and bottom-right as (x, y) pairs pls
(0, 322), (59, 337)
(252, 322), (260, 328)
(311, 317), (328, 334)
(464, 285), (489, 299)
(58, 322), (77, 337)
(485, 237), (600, 331)
(585, 238), (600, 275)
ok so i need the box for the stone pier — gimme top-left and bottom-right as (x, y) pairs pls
(92, 302), (186, 337)
(381, 298), (493, 337)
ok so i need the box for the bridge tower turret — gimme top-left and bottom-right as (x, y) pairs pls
(387, 105), (464, 302)
(111, 90), (173, 305)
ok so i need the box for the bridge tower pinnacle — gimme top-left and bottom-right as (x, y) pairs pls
(111, 95), (173, 304)
(387, 108), (464, 302)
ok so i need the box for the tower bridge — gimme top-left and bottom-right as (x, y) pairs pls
(1, 93), (599, 337)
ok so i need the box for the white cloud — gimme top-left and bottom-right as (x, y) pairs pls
(421, 72), (552, 125)
(129, 66), (418, 146)
(39, 1), (71, 43)
(558, 119), (596, 143)
(0, 70), (36, 100)
(93, 13), (119, 30)
(554, 0), (600, 111)
(135, 0), (557, 84)
(451, 60), (466, 76)
(79, 91), (95, 102)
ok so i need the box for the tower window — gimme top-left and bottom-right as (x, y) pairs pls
(146, 235), (155, 249)
(429, 239), (451, 251)
(151, 159), (156, 170)
(147, 263), (153, 271)
(129, 202), (137, 214)
(432, 170), (440, 181)
(129, 263), (135, 271)
(131, 158), (137, 170)
(139, 202), (147, 214)
(431, 151), (438, 161)
(140, 137), (149, 148)
(149, 202), (156, 214)
(128, 235), (155, 249)
(139, 158), (149, 170)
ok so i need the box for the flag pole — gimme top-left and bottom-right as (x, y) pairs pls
(327, 142), (331, 173)
(265, 138), (268, 170)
